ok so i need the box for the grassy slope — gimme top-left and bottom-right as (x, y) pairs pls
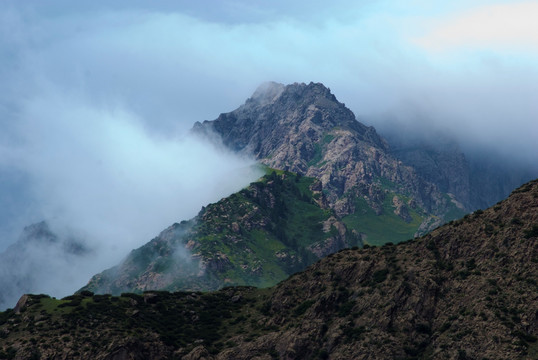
(342, 195), (424, 246)
(342, 177), (466, 246)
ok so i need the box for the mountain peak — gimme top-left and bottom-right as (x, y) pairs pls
(193, 82), (469, 238)
(19, 221), (57, 245)
(249, 81), (286, 105)
(246, 81), (339, 110)
(194, 81), (373, 155)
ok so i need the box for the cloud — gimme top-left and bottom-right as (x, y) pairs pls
(4, 1), (535, 149)
(414, 2), (538, 52)
(5, 81), (261, 257)
(0, 69), (261, 306)
(0, 222), (97, 309)
(1, 0), (536, 223)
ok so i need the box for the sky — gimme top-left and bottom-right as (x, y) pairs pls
(0, 0), (537, 303)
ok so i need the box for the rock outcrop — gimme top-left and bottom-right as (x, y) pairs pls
(383, 127), (538, 212)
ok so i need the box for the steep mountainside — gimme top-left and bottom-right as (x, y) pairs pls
(81, 169), (359, 295)
(2, 179), (536, 359)
(194, 82), (465, 242)
(382, 129), (537, 211)
(386, 138), (472, 207)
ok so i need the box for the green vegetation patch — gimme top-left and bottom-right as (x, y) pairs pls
(189, 172), (319, 286)
(343, 195), (424, 246)
(307, 143), (323, 167)
(442, 194), (468, 222)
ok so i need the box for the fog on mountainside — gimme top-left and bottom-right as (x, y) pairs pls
(0, 89), (262, 309)
(0, 222), (92, 311)
(375, 120), (538, 211)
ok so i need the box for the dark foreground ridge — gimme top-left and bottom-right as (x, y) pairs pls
(1, 179), (537, 359)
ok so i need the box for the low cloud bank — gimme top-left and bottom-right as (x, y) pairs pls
(0, 83), (261, 309)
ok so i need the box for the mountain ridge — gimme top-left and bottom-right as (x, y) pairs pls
(2, 81), (532, 313)
(2, 178), (537, 359)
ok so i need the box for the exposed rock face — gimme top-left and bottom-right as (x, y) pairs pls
(2, 179), (537, 360)
(308, 216), (349, 258)
(467, 153), (537, 210)
(13, 295), (28, 314)
(194, 82), (461, 234)
(388, 139), (472, 206)
(392, 195), (412, 222)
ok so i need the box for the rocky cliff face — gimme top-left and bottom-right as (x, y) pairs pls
(194, 82), (465, 239)
(387, 138), (472, 207)
(467, 152), (537, 210)
(3, 179), (537, 359)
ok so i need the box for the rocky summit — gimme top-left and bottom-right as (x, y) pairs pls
(194, 82), (466, 242)
(2, 179), (537, 359)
